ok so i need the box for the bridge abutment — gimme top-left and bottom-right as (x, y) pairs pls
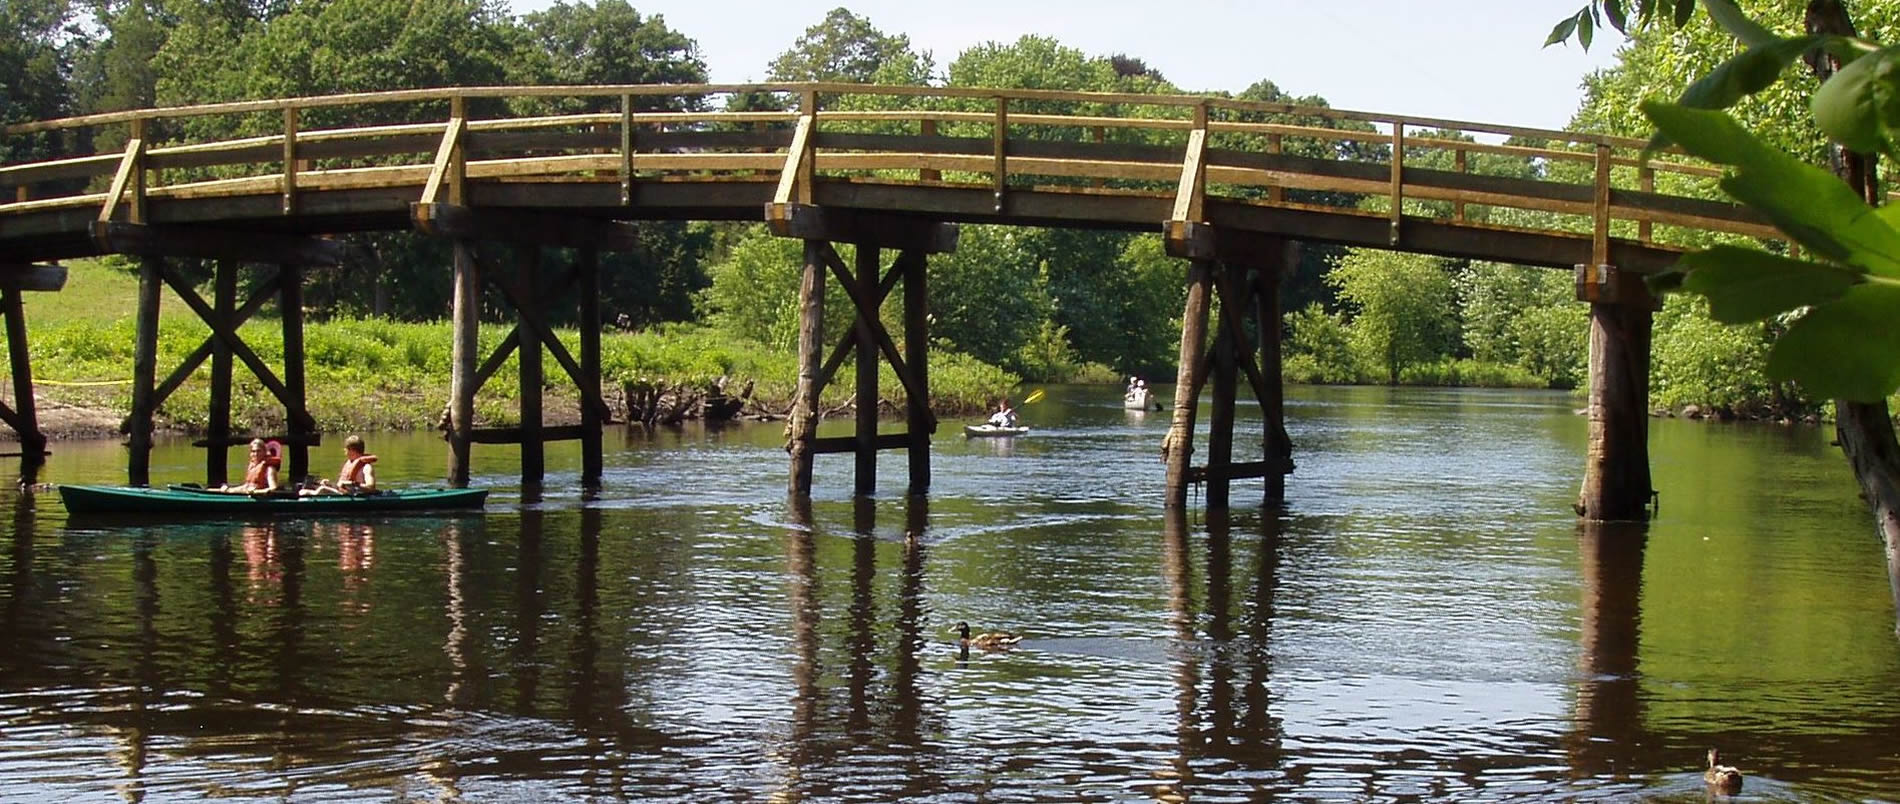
(1575, 264), (1657, 521)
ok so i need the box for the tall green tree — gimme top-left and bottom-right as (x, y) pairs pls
(1326, 249), (1456, 384)
(515, 0), (706, 112)
(766, 7), (930, 84)
(0, 0), (80, 162)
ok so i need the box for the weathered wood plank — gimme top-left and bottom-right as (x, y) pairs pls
(0, 264), (67, 292)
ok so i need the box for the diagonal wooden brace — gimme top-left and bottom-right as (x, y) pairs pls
(1211, 264), (1274, 405)
(815, 243), (936, 429)
(154, 264), (314, 430)
(816, 255), (905, 391)
(473, 249), (612, 422)
(149, 271), (282, 412)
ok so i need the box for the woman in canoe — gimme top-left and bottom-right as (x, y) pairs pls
(218, 438), (281, 495)
(302, 434), (378, 496)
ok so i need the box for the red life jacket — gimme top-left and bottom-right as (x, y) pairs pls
(338, 453), (378, 486)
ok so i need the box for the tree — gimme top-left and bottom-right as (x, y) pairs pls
(1457, 263), (1588, 388)
(1326, 249), (1456, 384)
(0, 0), (80, 163)
(515, 0), (706, 112)
(766, 7), (930, 84)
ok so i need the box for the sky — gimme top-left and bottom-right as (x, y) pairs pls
(508, 0), (1628, 133)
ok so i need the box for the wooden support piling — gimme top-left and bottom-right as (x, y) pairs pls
(854, 244), (880, 496)
(1164, 258), (1214, 508)
(1, 287), (45, 462)
(279, 262), (309, 483)
(903, 249), (930, 494)
(1575, 264), (1654, 521)
(128, 255), (162, 486)
(578, 245), (603, 488)
(787, 240), (825, 497)
(447, 240), (479, 488)
(1258, 246), (1292, 505)
(1206, 264), (1239, 510)
(207, 260), (236, 486)
(516, 244), (544, 485)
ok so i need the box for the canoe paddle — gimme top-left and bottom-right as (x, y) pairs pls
(1021, 389), (1045, 405)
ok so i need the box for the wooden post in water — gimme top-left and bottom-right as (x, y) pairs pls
(127, 255), (163, 486)
(447, 240), (479, 487)
(206, 260), (236, 486)
(787, 240), (826, 497)
(1206, 263), (1239, 510)
(577, 245), (603, 488)
(1164, 258), (1214, 508)
(279, 262), (309, 484)
(1258, 245), (1293, 505)
(516, 244), (544, 486)
(1, 286), (45, 464)
(902, 250), (930, 494)
(1575, 264), (1654, 520)
(854, 244), (880, 496)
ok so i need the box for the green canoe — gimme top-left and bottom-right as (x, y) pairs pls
(58, 484), (487, 516)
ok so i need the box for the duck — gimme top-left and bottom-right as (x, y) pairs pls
(1703, 748), (1743, 795)
(956, 621), (1021, 651)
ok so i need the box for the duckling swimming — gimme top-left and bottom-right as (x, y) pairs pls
(1704, 747), (1742, 796)
(956, 621), (1021, 651)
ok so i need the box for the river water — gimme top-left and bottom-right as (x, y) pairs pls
(2, 384), (1896, 802)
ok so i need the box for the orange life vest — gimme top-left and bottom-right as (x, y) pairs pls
(244, 459), (274, 488)
(339, 453), (378, 486)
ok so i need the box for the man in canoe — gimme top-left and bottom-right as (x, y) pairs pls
(217, 438), (281, 495)
(302, 434), (378, 496)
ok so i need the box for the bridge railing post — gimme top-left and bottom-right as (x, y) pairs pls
(1388, 119), (1405, 246)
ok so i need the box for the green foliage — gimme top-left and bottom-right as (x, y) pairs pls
(1644, 100), (1900, 400)
(514, 0), (707, 112)
(1398, 359), (1547, 388)
(1457, 263), (1588, 388)
(767, 7), (931, 84)
(1283, 303), (1362, 384)
(1650, 294), (1777, 411)
(1326, 249), (1457, 385)
(926, 225), (1052, 372)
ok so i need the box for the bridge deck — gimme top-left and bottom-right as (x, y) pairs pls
(1, 82), (1773, 272)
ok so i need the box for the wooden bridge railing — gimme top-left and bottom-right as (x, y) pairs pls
(0, 82), (1781, 267)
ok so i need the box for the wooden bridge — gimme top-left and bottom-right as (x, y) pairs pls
(0, 82), (1776, 518)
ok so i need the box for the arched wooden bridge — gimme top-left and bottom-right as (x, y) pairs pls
(0, 82), (1774, 517)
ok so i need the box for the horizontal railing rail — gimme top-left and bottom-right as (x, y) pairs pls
(0, 82), (1785, 264)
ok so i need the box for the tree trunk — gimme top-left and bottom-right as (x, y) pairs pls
(1807, 0), (1900, 634)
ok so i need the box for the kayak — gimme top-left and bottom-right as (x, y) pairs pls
(58, 484), (487, 516)
(964, 424), (1030, 438)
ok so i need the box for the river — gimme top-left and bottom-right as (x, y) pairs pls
(2, 384), (1896, 802)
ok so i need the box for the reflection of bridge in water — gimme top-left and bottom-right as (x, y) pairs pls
(0, 83), (1772, 514)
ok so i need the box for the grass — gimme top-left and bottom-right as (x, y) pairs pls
(6, 259), (1021, 436)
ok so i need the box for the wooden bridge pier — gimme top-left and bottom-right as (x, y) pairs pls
(1574, 263), (1657, 521)
(99, 225), (342, 487)
(768, 203), (956, 498)
(0, 263), (67, 467)
(1160, 223), (1296, 510)
(413, 204), (622, 489)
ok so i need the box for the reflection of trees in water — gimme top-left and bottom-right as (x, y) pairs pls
(1158, 508), (1284, 800)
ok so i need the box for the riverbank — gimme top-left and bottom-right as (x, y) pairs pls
(1, 262), (1022, 441)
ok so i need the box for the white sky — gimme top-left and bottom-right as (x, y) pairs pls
(508, 0), (1628, 132)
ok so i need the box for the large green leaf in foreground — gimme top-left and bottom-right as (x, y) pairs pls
(1644, 101), (1900, 401)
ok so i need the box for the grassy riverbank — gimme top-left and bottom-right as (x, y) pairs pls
(5, 261), (1020, 439)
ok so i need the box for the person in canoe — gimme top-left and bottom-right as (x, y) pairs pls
(217, 438), (281, 495)
(302, 434), (378, 496)
(987, 398), (1018, 428)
